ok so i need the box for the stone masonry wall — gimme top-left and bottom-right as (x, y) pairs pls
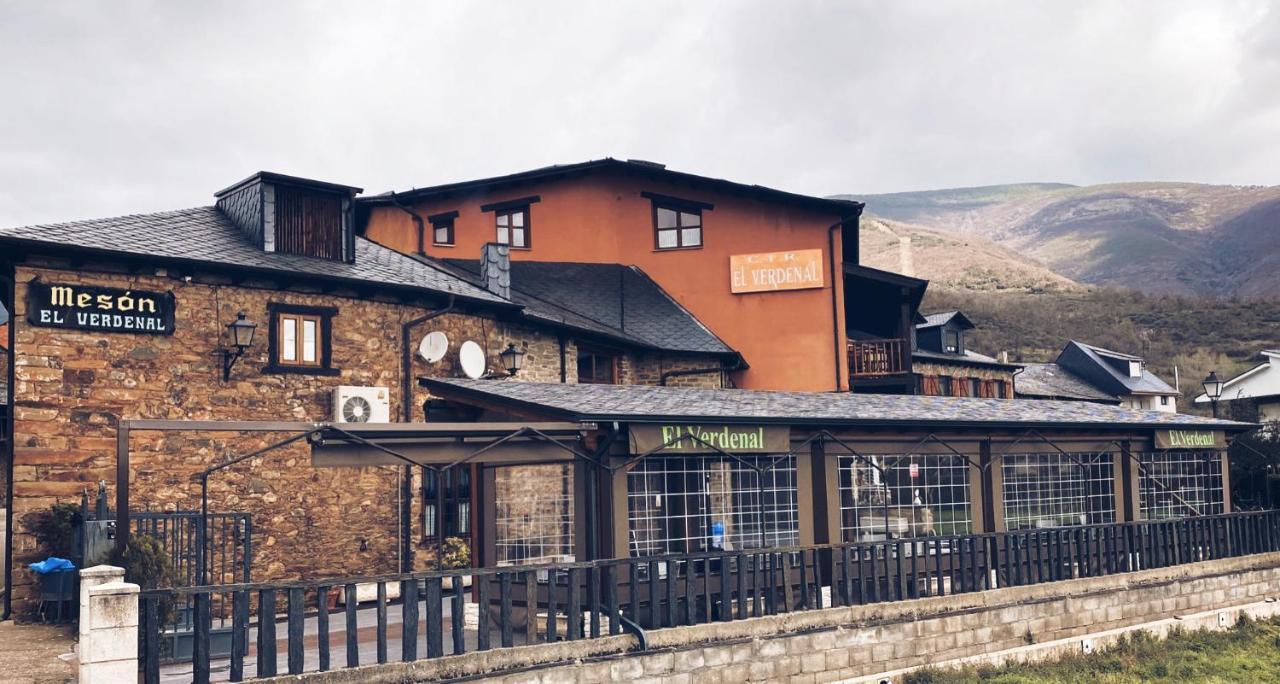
(278, 552), (1280, 684)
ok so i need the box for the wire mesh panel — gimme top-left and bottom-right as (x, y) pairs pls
(1138, 450), (1225, 520)
(1001, 452), (1116, 530)
(838, 454), (973, 541)
(493, 464), (575, 565)
(626, 455), (798, 556)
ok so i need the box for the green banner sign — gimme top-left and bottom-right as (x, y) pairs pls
(629, 423), (790, 454)
(1154, 429), (1226, 450)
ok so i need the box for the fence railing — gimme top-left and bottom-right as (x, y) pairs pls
(140, 509), (1280, 683)
(848, 338), (908, 377)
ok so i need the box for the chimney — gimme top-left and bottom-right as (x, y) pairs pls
(215, 172), (362, 263)
(898, 236), (914, 277)
(480, 242), (511, 299)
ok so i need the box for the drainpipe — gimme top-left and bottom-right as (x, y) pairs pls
(558, 332), (567, 383)
(399, 295), (456, 573)
(828, 218), (849, 392)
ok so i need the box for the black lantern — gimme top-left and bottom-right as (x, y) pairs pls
(221, 312), (258, 381)
(1202, 371), (1223, 418)
(499, 343), (525, 376)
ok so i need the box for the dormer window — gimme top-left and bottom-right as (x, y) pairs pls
(1128, 360), (1142, 378)
(945, 330), (961, 354)
(429, 211), (458, 247)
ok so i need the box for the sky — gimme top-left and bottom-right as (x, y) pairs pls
(2, 0), (1279, 226)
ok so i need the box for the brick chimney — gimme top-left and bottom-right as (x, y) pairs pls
(480, 242), (511, 299)
(215, 172), (363, 263)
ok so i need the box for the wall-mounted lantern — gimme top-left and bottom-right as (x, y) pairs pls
(499, 343), (525, 376)
(221, 311), (258, 381)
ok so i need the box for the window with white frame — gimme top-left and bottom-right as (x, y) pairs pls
(838, 453), (973, 541)
(626, 455), (798, 556)
(1001, 452), (1116, 530)
(1138, 451), (1225, 520)
(493, 464), (574, 565)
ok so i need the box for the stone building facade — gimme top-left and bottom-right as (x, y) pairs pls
(0, 172), (737, 612)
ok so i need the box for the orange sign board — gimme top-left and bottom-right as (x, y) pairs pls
(730, 249), (825, 294)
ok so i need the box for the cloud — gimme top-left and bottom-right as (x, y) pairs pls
(1, 0), (1277, 227)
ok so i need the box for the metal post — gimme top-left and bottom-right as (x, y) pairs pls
(115, 422), (131, 554)
(198, 474), (208, 586)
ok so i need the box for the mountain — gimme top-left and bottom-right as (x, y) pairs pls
(838, 182), (1280, 298)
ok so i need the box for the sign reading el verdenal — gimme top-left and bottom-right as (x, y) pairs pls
(730, 249), (824, 294)
(26, 281), (176, 335)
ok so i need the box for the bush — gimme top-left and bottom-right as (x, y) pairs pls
(109, 534), (178, 625)
(28, 502), (81, 560)
(439, 536), (471, 570)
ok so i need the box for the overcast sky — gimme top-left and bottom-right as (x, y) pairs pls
(2, 0), (1279, 226)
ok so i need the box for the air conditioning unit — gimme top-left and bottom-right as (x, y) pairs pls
(333, 386), (390, 424)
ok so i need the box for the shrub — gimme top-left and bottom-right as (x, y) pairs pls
(439, 536), (471, 570)
(28, 502), (81, 560)
(109, 534), (178, 625)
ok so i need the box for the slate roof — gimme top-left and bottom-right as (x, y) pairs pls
(917, 311), (975, 330)
(444, 260), (735, 356)
(0, 207), (512, 307)
(1058, 341), (1177, 396)
(423, 378), (1250, 430)
(1016, 363), (1121, 403)
(357, 158), (862, 218)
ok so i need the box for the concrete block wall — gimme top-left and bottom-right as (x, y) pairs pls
(256, 552), (1280, 684)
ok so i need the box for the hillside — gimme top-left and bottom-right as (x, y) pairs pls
(859, 217), (1082, 293)
(839, 182), (1280, 298)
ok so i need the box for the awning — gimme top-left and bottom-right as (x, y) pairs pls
(309, 421), (594, 467)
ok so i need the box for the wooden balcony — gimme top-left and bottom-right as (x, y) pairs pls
(848, 338), (909, 377)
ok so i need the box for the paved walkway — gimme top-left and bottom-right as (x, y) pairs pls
(0, 621), (76, 684)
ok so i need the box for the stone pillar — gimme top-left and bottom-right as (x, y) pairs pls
(78, 565), (139, 683)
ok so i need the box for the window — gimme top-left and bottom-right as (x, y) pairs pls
(1138, 451), (1224, 520)
(838, 453), (972, 541)
(938, 376), (953, 396)
(969, 378), (981, 397)
(266, 304), (337, 375)
(643, 192), (712, 250)
(993, 380), (1007, 399)
(627, 455), (798, 556)
(424, 467), (471, 542)
(1001, 452), (1116, 530)
(1159, 395), (1169, 406)
(944, 330), (960, 353)
(495, 207), (530, 248)
(429, 211), (457, 247)
(577, 347), (617, 384)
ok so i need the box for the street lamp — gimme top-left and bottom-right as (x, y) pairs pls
(221, 312), (258, 381)
(499, 343), (525, 376)
(1202, 370), (1224, 418)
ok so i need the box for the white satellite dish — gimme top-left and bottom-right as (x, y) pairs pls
(459, 340), (487, 379)
(418, 331), (449, 363)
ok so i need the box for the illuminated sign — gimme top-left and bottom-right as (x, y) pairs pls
(730, 249), (824, 294)
(26, 281), (175, 335)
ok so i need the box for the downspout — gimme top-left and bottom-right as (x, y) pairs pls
(1, 269), (13, 620)
(399, 295), (456, 573)
(558, 332), (567, 383)
(828, 220), (846, 392)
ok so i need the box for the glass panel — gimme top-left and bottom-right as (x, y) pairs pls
(424, 504), (437, 538)
(497, 226), (509, 244)
(1138, 451), (1224, 519)
(494, 464), (575, 565)
(456, 502), (471, 535)
(302, 319), (317, 363)
(434, 225), (450, 244)
(839, 454), (972, 541)
(657, 229), (678, 249)
(281, 317), (297, 362)
(496, 213), (508, 227)
(681, 227), (702, 246)
(679, 211), (701, 227)
(1001, 452), (1116, 529)
(511, 210), (524, 227)
(511, 227), (526, 248)
(626, 455), (798, 555)
(656, 207), (678, 229)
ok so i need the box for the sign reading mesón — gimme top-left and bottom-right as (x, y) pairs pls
(26, 282), (176, 335)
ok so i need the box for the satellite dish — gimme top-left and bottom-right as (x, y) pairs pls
(418, 331), (449, 363)
(459, 340), (486, 379)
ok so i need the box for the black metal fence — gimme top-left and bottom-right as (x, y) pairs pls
(140, 510), (1280, 684)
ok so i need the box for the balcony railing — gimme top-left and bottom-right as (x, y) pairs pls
(848, 338), (909, 377)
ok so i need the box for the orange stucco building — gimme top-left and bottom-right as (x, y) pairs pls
(357, 159), (871, 392)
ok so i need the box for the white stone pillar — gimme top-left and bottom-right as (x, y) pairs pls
(78, 565), (140, 683)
